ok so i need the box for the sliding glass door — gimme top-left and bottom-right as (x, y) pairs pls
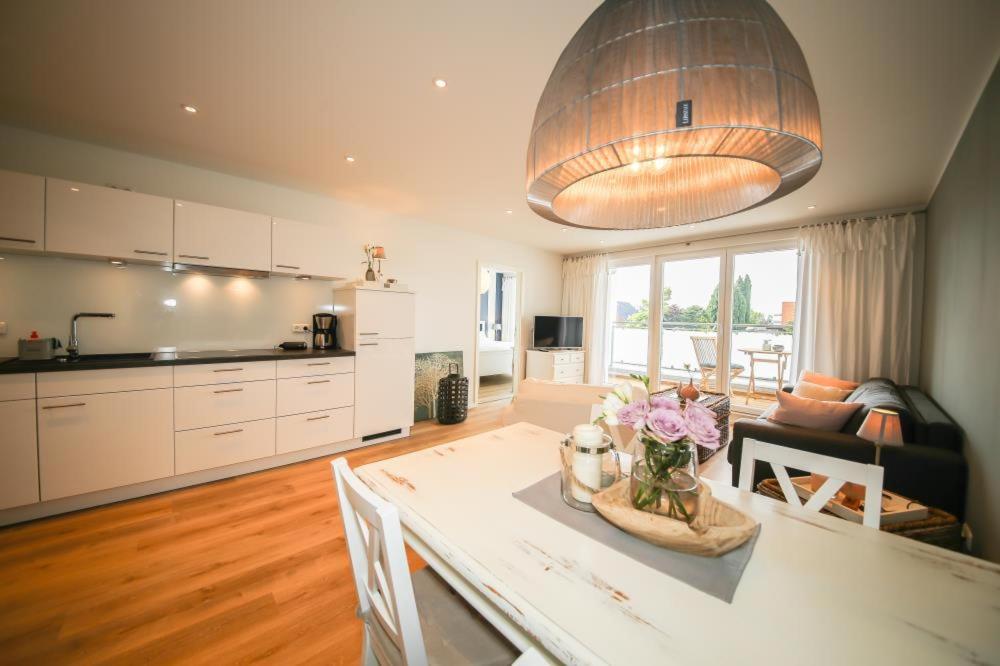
(606, 240), (799, 415)
(658, 255), (722, 392)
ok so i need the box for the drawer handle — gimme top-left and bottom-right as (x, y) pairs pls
(213, 387), (244, 394)
(42, 402), (86, 410)
(213, 428), (244, 436)
(307, 379), (331, 385)
(359, 332), (378, 336)
(275, 264), (300, 269)
(307, 414), (330, 421)
(213, 368), (244, 372)
(307, 362), (330, 366)
(359, 343), (378, 347)
(133, 249), (168, 256)
(178, 254), (210, 260)
(0, 236), (36, 244)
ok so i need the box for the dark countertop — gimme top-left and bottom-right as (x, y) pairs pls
(0, 348), (355, 374)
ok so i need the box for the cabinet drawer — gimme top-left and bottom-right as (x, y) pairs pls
(37, 366), (172, 398)
(174, 380), (276, 430)
(553, 362), (584, 380)
(276, 407), (354, 454)
(276, 374), (353, 417)
(0, 373), (35, 401)
(38, 388), (173, 500)
(173, 361), (275, 387)
(175, 418), (276, 474)
(552, 352), (575, 365)
(569, 351), (585, 364)
(276, 356), (354, 379)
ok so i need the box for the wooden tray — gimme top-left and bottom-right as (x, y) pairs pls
(592, 479), (758, 558)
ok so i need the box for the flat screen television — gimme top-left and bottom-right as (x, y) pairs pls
(533, 315), (583, 349)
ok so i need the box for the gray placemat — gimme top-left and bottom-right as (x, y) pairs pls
(513, 473), (760, 603)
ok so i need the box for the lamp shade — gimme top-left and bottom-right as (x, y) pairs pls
(372, 246), (386, 260)
(526, 0), (822, 230)
(856, 408), (904, 447)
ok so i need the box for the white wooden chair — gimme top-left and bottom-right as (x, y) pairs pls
(738, 439), (885, 528)
(332, 458), (543, 665)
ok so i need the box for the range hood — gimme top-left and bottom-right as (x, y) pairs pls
(171, 262), (271, 279)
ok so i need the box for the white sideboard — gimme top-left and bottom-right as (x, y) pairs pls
(525, 349), (585, 384)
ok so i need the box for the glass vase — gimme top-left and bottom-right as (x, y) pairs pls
(629, 433), (700, 522)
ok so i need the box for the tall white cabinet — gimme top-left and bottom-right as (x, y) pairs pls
(0, 374), (39, 510)
(334, 287), (415, 440)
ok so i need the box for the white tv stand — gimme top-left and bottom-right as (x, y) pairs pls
(525, 349), (585, 384)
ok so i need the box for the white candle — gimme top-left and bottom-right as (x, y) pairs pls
(571, 424), (604, 503)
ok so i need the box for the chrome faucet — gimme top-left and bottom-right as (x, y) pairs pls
(67, 312), (115, 359)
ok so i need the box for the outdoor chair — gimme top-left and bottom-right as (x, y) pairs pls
(690, 334), (744, 390)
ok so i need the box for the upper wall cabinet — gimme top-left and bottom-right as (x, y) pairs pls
(0, 170), (45, 253)
(174, 200), (271, 272)
(46, 178), (174, 265)
(270, 217), (343, 279)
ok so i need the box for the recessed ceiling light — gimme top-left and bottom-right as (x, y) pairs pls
(163, 298), (177, 307)
(433, 78), (447, 88)
(599, 240), (605, 244)
(182, 104), (198, 114)
(504, 209), (513, 215)
(70, 187), (80, 192)
(108, 258), (126, 267)
(295, 275), (312, 281)
(345, 155), (356, 163)
(807, 204), (816, 209)
(561, 228), (568, 232)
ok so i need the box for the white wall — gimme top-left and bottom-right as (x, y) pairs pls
(0, 125), (564, 379)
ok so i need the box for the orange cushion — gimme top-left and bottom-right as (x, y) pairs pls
(768, 390), (862, 431)
(798, 370), (860, 391)
(791, 380), (853, 402)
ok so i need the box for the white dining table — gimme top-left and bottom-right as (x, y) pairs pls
(355, 422), (1000, 666)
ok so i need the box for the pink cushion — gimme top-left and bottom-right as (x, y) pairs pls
(768, 390), (862, 431)
(798, 370), (860, 391)
(791, 380), (852, 402)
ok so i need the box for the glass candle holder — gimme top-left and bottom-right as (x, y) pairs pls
(560, 427), (621, 513)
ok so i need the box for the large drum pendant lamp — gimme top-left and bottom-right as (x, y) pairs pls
(526, 0), (822, 230)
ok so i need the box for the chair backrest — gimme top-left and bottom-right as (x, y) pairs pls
(738, 439), (885, 528)
(332, 458), (427, 666)
(690, 335), (718, 367)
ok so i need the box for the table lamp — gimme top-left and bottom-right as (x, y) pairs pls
(856, 408), (903, 465)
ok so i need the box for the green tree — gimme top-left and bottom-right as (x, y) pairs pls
(625, 286), (673, 328)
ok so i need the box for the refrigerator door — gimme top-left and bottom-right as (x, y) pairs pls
(355, 337), (415, 437)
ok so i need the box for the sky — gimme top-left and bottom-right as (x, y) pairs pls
(609, 249), (799, 320)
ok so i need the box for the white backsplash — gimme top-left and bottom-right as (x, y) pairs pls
(0, 253), (336, 356)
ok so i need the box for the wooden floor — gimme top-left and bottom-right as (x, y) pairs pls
(477, 374), (514, 402)
(0, 404), (512, 665)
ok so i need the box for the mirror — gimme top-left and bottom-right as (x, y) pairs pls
(476, 266), (518, 403)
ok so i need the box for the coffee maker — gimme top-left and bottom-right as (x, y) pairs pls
(312, 313), (337, 350)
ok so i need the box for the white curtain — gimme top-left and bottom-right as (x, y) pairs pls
(500, 273), (517, 343)
(562, 254), (609, 384)
(793, 213), (916, 384)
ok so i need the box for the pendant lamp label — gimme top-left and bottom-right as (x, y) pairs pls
(676, 100), (693, 127)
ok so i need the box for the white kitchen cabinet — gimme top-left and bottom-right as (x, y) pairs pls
(0, 373), (36, 401)
(0, 170), (45, 253)
(173, 361), (275, 387)
(45, 178), (173, 264)
(276, 356), (354, 379)
(38, 388), (173, 501)
(270, 217), (343, 279)
(173, 380), (276, 431)
(174, 418), (276, 475)
(355, 290), (416, 339)
(37, 366), (172, 398)
(174, 200), (270, 272)
(276, 407), (354, 454)
(276, 373), (353, 417)
(0, 399), (39, 510)
(354, 337), (415, 437)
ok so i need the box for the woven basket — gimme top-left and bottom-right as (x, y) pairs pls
(756, 478), (963, 550)
(436, 363), (468, 425)
(653, 387), (731, 464)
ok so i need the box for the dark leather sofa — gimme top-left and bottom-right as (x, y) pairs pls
(729, 378), (967, 519)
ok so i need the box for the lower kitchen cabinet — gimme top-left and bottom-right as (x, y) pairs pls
(175, 418), (276, 474)
(354, 337), (415, 437)
(276, 407), (353, 454)
(276, 373), (353, 416)
(0, 399), (39, 510)
(38, 388), (174, 501)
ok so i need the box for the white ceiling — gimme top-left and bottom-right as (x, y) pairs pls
(1, 1), (998, 254)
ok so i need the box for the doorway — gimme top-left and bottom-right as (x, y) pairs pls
(475, 264), (520, 404)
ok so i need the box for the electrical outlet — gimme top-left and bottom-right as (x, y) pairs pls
(292, 323), (309, 333)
